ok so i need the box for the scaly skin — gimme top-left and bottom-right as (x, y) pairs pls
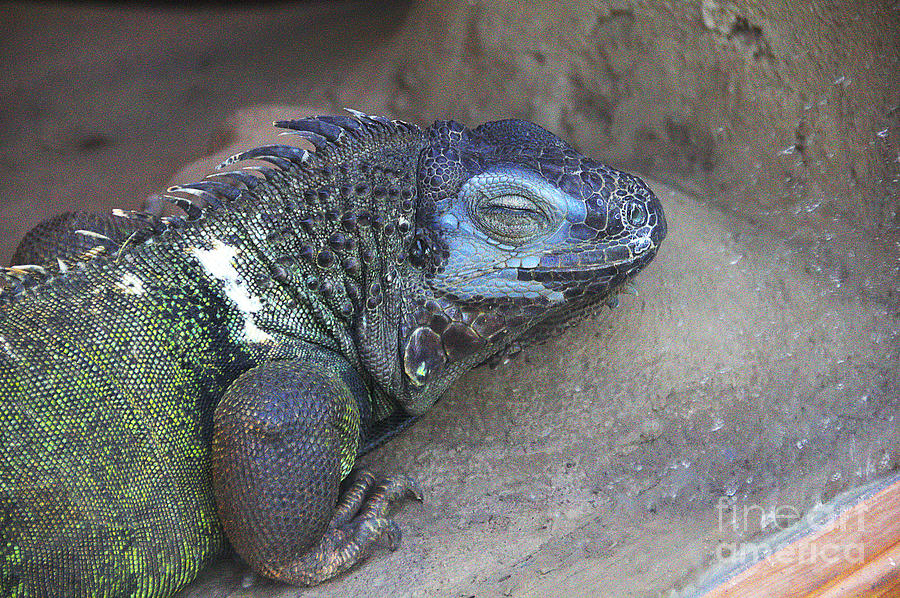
(0, 112), (665, 597)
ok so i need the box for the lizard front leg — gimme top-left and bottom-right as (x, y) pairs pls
(210, 355), (421, 587)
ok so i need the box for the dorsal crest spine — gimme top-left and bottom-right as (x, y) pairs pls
(1, 111), (420, 305)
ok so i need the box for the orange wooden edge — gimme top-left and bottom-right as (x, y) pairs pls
(805, 539), (900, 598)
(697, 475), (900, 598)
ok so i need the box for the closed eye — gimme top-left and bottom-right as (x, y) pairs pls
(459, 168), (567, 246)
(475, 195), (553, 243)
(481, 199), (545, 223)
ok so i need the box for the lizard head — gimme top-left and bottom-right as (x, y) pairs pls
(401, 119), (666, 413)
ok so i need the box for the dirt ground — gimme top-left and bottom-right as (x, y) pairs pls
(2, 3), (897, 597)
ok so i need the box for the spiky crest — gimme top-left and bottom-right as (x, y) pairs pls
(1, 111), (420, 305)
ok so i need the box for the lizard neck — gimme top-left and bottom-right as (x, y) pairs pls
(175, 127), (428, 419)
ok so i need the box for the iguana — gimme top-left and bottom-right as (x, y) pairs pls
(0, 112), (666, 597)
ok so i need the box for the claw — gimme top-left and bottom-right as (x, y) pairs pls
(368, 519), (402, 550)
(269, 470), (422, 586)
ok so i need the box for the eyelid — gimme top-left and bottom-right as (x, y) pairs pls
(483, 193), (538, 210)
(480, 194), (550, 225)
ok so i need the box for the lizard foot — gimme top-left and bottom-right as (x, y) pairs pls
(276, 469), (423, 587)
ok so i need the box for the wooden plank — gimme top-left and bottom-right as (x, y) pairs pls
(692, 473), (900, 598)
(805, 541), (900, 598)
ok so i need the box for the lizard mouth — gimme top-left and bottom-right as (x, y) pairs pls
(514, 235), (659, 281)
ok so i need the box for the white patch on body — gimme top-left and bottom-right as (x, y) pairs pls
(242, 318), (274, 343)
(188, 240), (274, 343)
(114, 272), (145, 295)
